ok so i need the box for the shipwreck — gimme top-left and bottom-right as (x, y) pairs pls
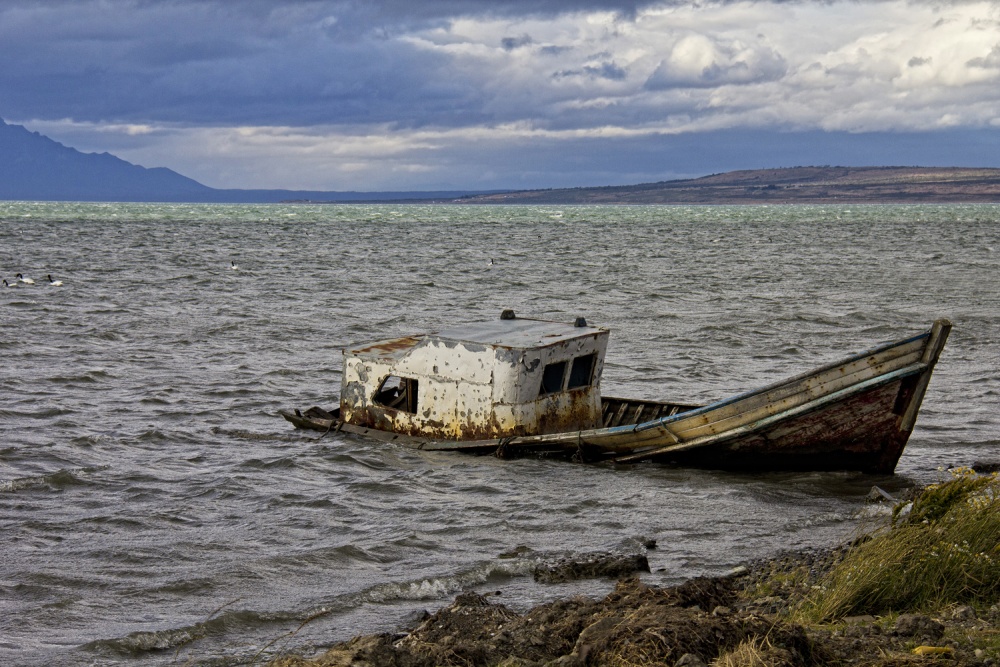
(281, 311), (951, 474)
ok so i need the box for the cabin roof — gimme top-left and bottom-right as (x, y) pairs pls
(431, 318), (604, 349)
(345, 317), (605, 361)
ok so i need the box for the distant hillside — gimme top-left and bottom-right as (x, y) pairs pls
(453, 166), (1000, 204)
(0, 118), (493, 203)
(0, 117), (215, 202)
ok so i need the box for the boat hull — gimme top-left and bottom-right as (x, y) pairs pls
(646, 370), (919, 472)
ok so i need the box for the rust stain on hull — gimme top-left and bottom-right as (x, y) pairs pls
(353, 337), (422, 355)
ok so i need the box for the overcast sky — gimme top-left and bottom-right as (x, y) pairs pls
(3, 0), (1000, 191)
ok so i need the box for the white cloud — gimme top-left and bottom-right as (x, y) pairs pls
(644, 34), (787, 88)
(388, 0), (1000, 135)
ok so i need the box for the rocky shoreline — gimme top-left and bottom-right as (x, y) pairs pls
(269, 474), (1000, 667)
(266, 550), (999, 667)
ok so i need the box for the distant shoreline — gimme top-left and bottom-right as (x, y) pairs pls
(292, 166), (1000, 206)
(5, 118), (1000, 204)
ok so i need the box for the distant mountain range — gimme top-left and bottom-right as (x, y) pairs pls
(3, 116), (1000, 203)
(0, 117), (491, 203)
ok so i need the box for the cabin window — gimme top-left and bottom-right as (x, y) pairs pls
(374, 375), (419, 414)
(567, 353), (596, 389)
(538, 361), (567, 396)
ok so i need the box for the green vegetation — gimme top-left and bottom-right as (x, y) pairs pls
(801, 469), (1000, 622)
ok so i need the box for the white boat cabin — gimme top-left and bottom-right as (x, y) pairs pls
(340, 311), (609, 440)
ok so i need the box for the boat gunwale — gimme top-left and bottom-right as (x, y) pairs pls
(647, 330), (931, 428)
(492, 328), (936, 447)
(610, 361), (929, 462)
(648, 339), (926, 439)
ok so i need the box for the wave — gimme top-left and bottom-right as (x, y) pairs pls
(44, 369), (117, 384)
(82, 558), (537, 658)
(0, 466), (108, 493)
(210, 426), (307, 443)
(0, 406), (75, 419)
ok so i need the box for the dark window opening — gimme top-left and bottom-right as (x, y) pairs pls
(568, 353), (597, 389)
(374, 375), (419, 413)
(539, 361), (567, 396)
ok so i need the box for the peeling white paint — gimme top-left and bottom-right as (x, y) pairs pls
(340, 317), (609, 439)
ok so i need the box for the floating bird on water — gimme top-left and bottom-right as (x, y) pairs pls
(230, 260), (239, 271)
(47, 274), (63, 286)
(3, 279), (17, 288)
(16, 273), (34, 284)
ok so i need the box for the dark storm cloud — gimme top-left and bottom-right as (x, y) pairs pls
(0, 0), (960, 129)
(502, 35), (535, 51)
(0, 0), (495, 126)
(0, 0), (683, 128)
(0, 0), (674, 127)
(261, 0), (656, 31)
(554, 61), (629, 81)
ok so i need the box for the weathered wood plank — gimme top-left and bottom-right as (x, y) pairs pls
(671, 362), (926, 440)
(667, 338), (925, 432)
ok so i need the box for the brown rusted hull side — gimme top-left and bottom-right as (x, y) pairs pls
(653, 375), (916, 473)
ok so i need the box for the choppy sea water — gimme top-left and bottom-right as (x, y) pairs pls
(1, 202), (999, 666)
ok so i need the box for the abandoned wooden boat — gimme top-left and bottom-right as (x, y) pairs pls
(280, 311), (951, 474)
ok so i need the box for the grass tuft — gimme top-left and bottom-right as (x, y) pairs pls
(799, 469), (1000, 622)
(711, 635), (792, 667)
